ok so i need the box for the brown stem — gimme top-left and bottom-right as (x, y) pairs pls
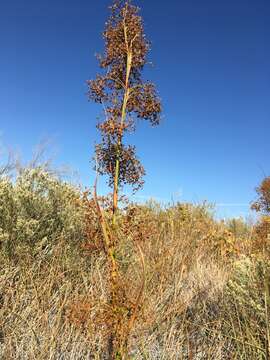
(93, 173), (120, 358)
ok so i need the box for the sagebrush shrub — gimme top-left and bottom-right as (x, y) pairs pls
(0, 167), (84, 261)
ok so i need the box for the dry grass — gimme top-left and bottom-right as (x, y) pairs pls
(0, 170), (269, 359)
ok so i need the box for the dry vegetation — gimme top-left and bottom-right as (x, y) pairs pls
(1, 1), (269, 359)
(0, 166), (270, 359)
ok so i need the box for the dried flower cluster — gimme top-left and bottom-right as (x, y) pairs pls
(87, 0), (161, 197)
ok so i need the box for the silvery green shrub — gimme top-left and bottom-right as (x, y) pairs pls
(0, 167), (85, 260)
(223, 256), (269, 356)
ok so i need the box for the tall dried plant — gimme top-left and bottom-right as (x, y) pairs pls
(87, 0), (161, 358)
(87, 0), (161, 224)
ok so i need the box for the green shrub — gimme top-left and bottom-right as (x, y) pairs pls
(0, 167), (84, 261)
(223, 256), (270, 358)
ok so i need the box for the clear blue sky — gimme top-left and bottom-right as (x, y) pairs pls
(1, 0), (269, 218)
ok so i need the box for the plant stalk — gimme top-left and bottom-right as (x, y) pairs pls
(112, 17), (132, 227)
